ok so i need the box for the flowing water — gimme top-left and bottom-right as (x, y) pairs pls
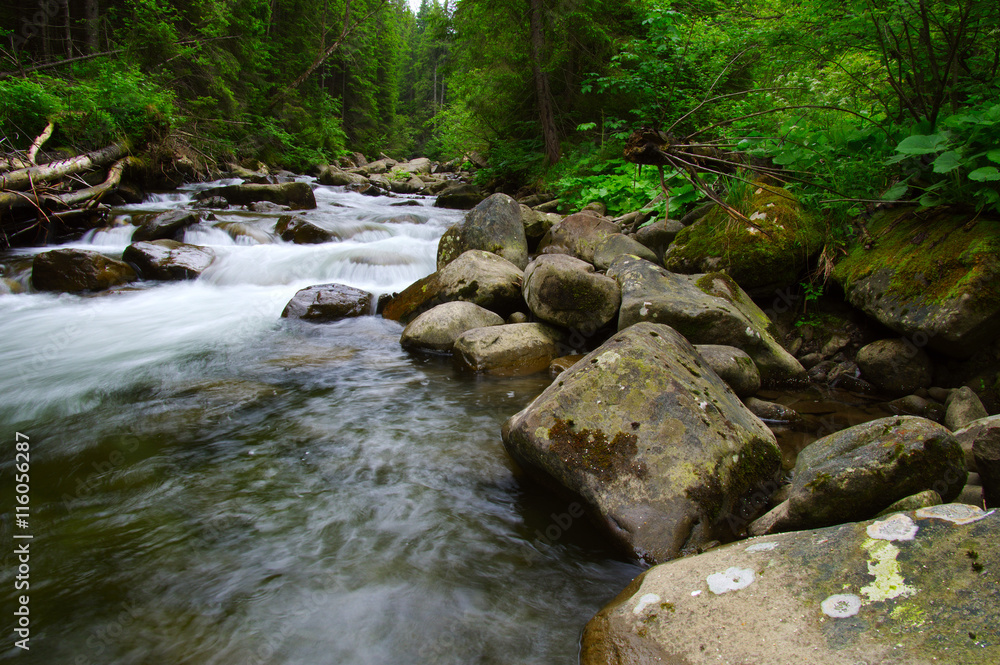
(0, 182), (641, 664)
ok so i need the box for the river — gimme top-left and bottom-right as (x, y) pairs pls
(0, 181), (641, 664)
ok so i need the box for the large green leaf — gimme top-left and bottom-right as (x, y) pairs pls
(880, 181), (909, 201)
(931, 150), (963, 173)
(987, 150), (1000, 164)
(968, 167), (1000, 182)
(895, 134), (949, 155)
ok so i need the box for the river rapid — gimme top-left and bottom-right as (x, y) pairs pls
(0, 182), (641, 664)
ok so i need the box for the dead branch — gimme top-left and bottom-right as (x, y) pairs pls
(26, 121), (55, 165)
(0, 142), (126, 192)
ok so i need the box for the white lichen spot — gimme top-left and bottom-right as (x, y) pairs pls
(745, 541), (779, 553)
(698, 401), (709, 411)
(639, 301), (652, 317)
(860, 538), (917, 604)
(707, 567), (755, 594)
(632, 593), (661, 615)
(691, 590), (702, 597)
(595, 351), (621, 369)
(916, 503), (996, 525)
(867, 514), (919, 541)
(755, 187), (764, 195)
(821, 594), (861, 618)
(749, 211), (768, 222)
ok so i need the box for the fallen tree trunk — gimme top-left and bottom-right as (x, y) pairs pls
(0, 142), (126, 192)
(0, 156), (137, 211)
(27, 121), (55, 165)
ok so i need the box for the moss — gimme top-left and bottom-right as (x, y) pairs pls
(548, 417), (647, 483)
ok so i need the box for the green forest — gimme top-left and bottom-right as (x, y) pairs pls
(2, 0), (999, 224)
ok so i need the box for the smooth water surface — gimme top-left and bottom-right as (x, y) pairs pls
(0, 183), (640, 664)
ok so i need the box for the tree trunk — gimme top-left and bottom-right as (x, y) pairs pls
(0, 143), (126, 192)
(85, 0), (100, 54)
(63, 0), (73, 58)
(0, 156), (136, 211)
(528, 0), (560, 165)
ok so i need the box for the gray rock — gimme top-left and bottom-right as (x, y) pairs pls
(856, 338), (933, 396)
(592, 233), (658, 271)
(608, 255), (805, 385)
(955, 414), (1000, 473)
(634, 218), (685, 260)
(400, 302), (504, 353)
(318, 165), (369, 187)
(743, 397), (800, 422)
(437, 193), (528, 270)
(274, 216), (336, 244)
(388, 176), (424, 194)
(123, 240), (215, 280)
(967, 416), (1000, 507)
(875, 489), (942, 516)
(945, 386), (989, 431)
(32, 249), (136, 293)
(453, 323), (565, 375)
(196, 181), (316, 210)
(749, 416), (967, 535)
(695, 345), (761, 398)
(280, 283), (374, 322)
(536, 212), (620, 264)
(434, 183), (486, 210)
(522, 254), (621, 331)
(582, 505), (1000, 665)
(393, 157), (432, 175)
(132, 209), (203, 242)
(381, 250), (524, 324)
(519, 204), (558, 241)
(501, 322), (781, 563)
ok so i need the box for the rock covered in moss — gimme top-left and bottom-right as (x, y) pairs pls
(32, 248), (137, 293)
(280, 283), (374, 322)
(608, 255), (805, 385)
(436, 193), (528, 270)
(434, 182), (486, 210)
(856, 337), (934, 397)
(501, 322), (781, 563)
(536, 212), (620, 264)
(592, 233), (658, 271)
(582, 505), (1000, 665)
(453, 322), (565, 375)
(381, 250), (524, 324)
(832, 208), (1000, 358)
(400, 301), (504, 353)
(955, 414), (1000, 473)
(662, 183), (824, 295)
(123, 240), (215, 280)
(750, 416), (967, 535)
(522, 254), (621, 330)
(695, 345), (761, 398)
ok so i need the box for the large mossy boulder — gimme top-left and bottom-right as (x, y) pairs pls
(197, 181), (317, 210)
(434, 183), (486, 210)
(436, 193), (528, 270)
(695, 344), (761, 398)
(750, 416), (967, 535)
(382, 250), (524, 324)
(832, 207), (1000, 357)
(501, 322), (781, 563)
(32, 249), (136, 293)
(608, 255), (806, 385)
(453, 322), (566, 375)
(123, 240), (215, 280)
(536, 212), (620, 264)
(522, 254), (621, 330)
(663, 183), (824, 295)
(280, 283), (374, 322)
(582, 504), (1000, 665)
(400, 301), (505, 353)
(131, 209), (203, 242)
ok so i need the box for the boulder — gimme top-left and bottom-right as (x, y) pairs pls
(437, 193), (528, 270)
(519, 204), (558, 242)
(695, 345), (761, 398)
(522, 254), (621, 331)
(501, 322), (781, 563)
(393, 157), (432, 175)
(955, 414), (1000, 473)
(876, 489), (942, 515)
(634, 218), (684, 260)
(31, 249), (136, 293)
(944, 386), (989, 431)
(388, 176), (424, 194)
(280, 284), (374, 322)
(274, 216), (336, 244)
(122, 240), (215, 280)
(434, 183), (486, 210)
(132, 209), (203, 242)
(400, 302), (504, 353)
(592, 233), (658, 271)
(608, 255), (806, 385)
(381, 250), (524, 324)
(749, 416), (967, 535)
(974, 428), (1000, 507)
(196, 181), (317, 210)
(663, 184), (824, 295)
(582, 505), (1000, 665)
(536, 212), (620, 264)
(832, 208), (1000, 357)
(856, 338), (933, 397)
(318, 165), (368, 187)
(453, 323), (566, 376)
(743, 397), (800, 422)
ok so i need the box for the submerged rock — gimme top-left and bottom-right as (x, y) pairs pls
(522, 254), (621, 330)
(400, 301), (504, 353)
(131, 209), (203, 242)
(608, 255), (805, 385)
(436, 193), (528, 270)
(750, 416), (967, 535)
(501, 322), (781, 563)
(280, 283), (374, 322)
(453, 322), (565, 376)
(582, 505), (1000, 665)
(32, 249), (136, 293)
(123, 240), (215, 280)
